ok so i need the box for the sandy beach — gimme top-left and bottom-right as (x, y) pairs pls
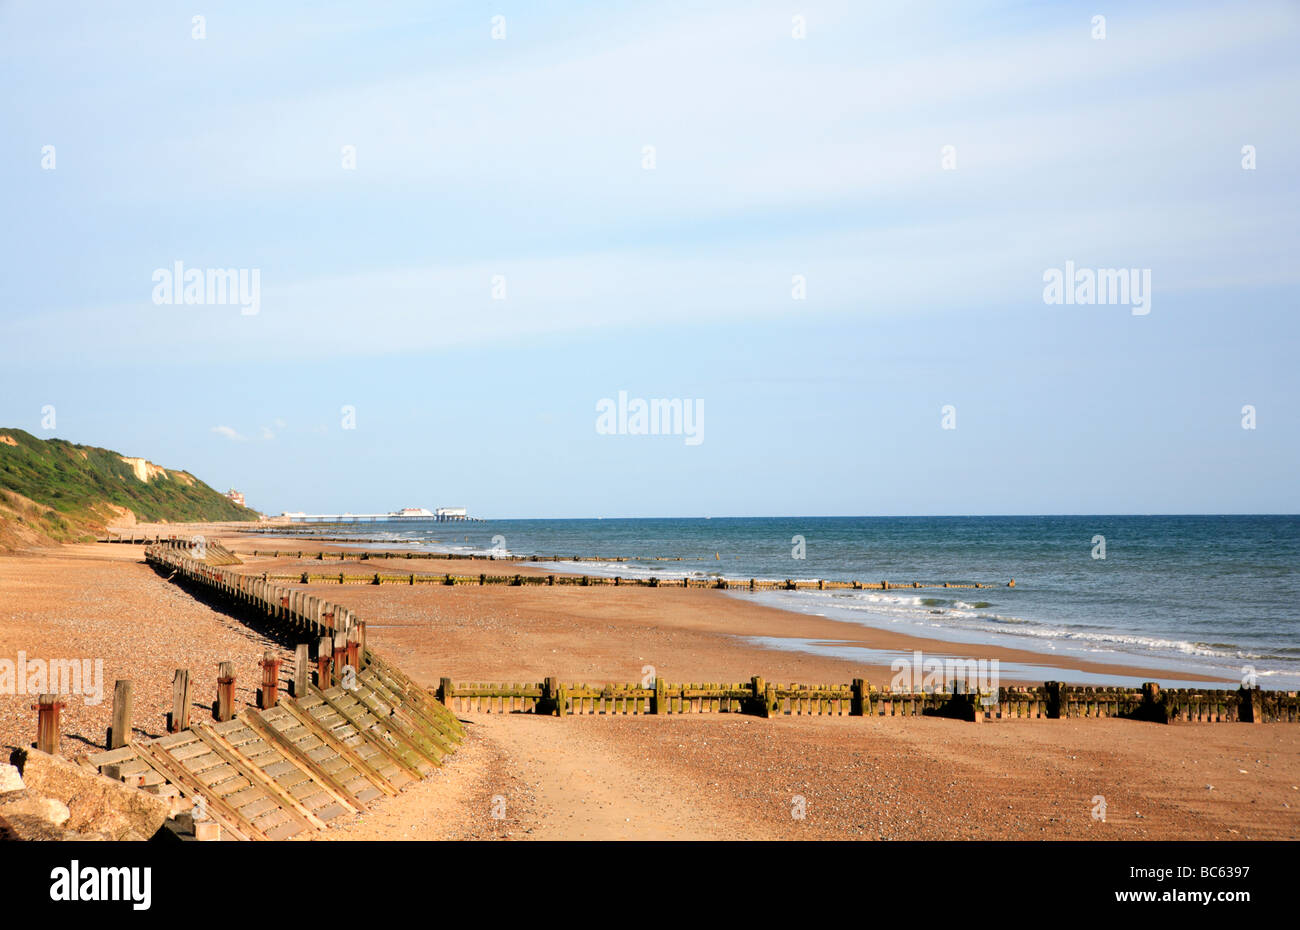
(2, 528), (1296, 841)
(215, 536), (1228, 689)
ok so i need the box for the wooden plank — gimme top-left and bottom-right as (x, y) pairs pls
(293, 644), (310, 698)
(278, 699), (399, 797)
(170, 669), (193, 733)
(216, 661), (235, 722)
(322, 686), (435, 769)
(309, 686), (426, 780)
(365, 655), (462, 731)
(350, 679), (453, 758)
(360, 669), (462, 745)
(190, 724), (326, 832)
(167, 738), (212, 762)
(109, 680), (133, 749)
(329, 686), (444, 768)
(241, 709), (366, 812)
(85, 745), (138, 768)
(134, 740), (262, 841)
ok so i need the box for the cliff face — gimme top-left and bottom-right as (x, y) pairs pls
(117, 456), (170, 483)
(0, 429), (256, 547)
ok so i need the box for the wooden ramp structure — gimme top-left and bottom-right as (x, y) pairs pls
(81, 661), (462, 840)
(83, 541), (465, 840)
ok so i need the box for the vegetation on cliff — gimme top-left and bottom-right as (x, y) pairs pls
(0, 429), (255, 546)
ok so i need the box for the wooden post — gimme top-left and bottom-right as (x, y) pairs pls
(108, 679), (134, 749)
(316, 636), (332, 688)
(333, 632), (348, 687)
(1239, 686), (1264, 723)
(653, 677), (666, 714)
(169, 669), (192, 733)
(215, 661), (235, 722)
(1133, 681), (1168, 723)
(345, 627), (360, 673)
(1044, 681), (1063, 719)
(33, 694), (66, 755)
(258, 651), (281, 709)
(293, 644), (309, 698)
(355, 620), (367, 659)
(544, 676), (566, 717)
(751, 676), (769, 718)
(439, 677), (454, 706)
(851, 678), (866, 717)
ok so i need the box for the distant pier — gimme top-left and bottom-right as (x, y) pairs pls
(278, 508), (479, 524)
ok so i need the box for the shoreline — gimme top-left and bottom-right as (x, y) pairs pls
(203, 525), (1238, 689)
(2, 535), (1296, 842)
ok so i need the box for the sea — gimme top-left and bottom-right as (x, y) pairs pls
(255, 515), (1300, 690)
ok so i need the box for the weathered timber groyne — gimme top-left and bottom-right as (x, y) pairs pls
(244, 546), (1013, 587)
(438, 677), (1299, 723)
(253, 567), (1004, 592)
(44, 539), (465, 841)
(116, 541), (1007, 588)
(246, 545), (734, 562)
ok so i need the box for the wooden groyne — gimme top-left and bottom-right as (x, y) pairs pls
(245, 548), (756, 563)
(33, 539), (465, 841)
(128, 543), (1006, 588)
(249, 546), (728, 562)
(99, 533), (244, 565)
(252, 567), (1005, 592)
(98, 532), (170, 544)
(78, 664), (454, 840)
(438, 677), (1299, 723)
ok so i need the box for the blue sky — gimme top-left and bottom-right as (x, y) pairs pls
(2, 0), (1298, 517)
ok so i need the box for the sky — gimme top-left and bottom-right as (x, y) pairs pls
(1, 0), (1298, 518)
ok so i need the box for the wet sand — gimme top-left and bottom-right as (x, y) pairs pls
(217, 539), (1225, 690)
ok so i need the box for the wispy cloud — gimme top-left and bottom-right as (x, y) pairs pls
(2, 1), (1297, 516)
(213, 423), (283, 441)
(3, 0), (1296, 368)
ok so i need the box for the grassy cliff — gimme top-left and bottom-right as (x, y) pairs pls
(0, 429), (257, 545)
